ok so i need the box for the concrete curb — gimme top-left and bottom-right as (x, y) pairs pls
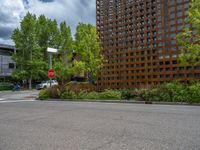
(37, 98), (200, 106)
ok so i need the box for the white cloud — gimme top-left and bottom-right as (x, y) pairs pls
(0, 0), (96, 45)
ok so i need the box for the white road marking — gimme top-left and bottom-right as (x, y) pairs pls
(0, 98), (6, 101)
(0, 100), (36, 103)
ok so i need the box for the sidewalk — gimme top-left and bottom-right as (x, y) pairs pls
(0, 90), (39, 100)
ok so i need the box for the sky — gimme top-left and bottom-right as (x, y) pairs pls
(0, 0), (96, 45)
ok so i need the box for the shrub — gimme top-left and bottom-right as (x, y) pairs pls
(60, 91), (76, 99)
(0, 83), (13, 91)
(39, 89), (50, 100)
(121, 89), (136, 100)
(157, 82), (188, 102)
(85, 91), (99, 99)
(99, 89), (121, 100)
(149, 88), (161, 101)
(121, 90), (129, 100)
(136, 88), (152, 101)
(137, 88), (160, 102)
(70, 91), (99, 100)
(136, 82), (200, 103)
(187, 82), (200, 103)
(66, 81), (96, 93)
(48, 85), (61, 98)
(66, 81), (89, 85)
(77, 91), (88, 99)
(39, 81), (200, 103)
(135, 82), (188, 102)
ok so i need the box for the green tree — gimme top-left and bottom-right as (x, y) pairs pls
(74, 23), (103, 83)
(71, 60), (86, 77)
(54, 22), (73, 84)
(37, 15), (61, 74)
(12, 13), (73, 88)
(177, 0), (200, 66)
(12, 12), (46, 89)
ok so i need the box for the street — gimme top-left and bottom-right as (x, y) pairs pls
(0, 91), (200, 150)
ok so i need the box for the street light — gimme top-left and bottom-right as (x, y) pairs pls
(47, 47), (58, 87)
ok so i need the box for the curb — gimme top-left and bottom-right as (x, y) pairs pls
(37, 98), (200, 106)
(152, 101), (200, 106)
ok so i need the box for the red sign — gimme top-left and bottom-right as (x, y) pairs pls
(48, 69), (55, 78)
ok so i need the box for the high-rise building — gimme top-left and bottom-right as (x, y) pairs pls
(96, 0), (199, 89)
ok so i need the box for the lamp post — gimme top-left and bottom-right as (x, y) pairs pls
(47, 47), (58, 87)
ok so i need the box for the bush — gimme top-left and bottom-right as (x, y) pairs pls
(60, 91), (76, 99)
(48, 85), (61, 98)
(136, 88), (152, 101)
(66, 81), (96, 93)
(85, 91), (99, 99)
(59, 89), (121, 100)
(121, 89), (136, 100)
(66, 81), (89, 85)
(136, 82), (189, 102)
(148, 88), (161, 101)
(38, 81), (200, 103)
(135, 81), (200, 103)
(157, 82), (187, 102)
(99, 89), (121, 100)
(0, 82), (13, 91)
(39, 89), (50, 100)
(187, 82), (200, 103)
(77, 91), (88, 99)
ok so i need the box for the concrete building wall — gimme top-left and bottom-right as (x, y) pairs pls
(0, 44), (15, 78)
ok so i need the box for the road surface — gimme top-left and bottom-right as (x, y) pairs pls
(0, 91), (200, 150)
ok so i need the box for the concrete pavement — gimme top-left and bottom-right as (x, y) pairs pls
(0, 97), (200, 150)
(0, 90), (39, 102)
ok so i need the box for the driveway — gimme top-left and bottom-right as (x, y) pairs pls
(0, 90), (39, 102)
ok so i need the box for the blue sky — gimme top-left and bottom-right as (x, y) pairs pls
(0, 0), (96, 45)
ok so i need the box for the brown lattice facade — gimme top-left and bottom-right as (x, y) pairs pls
(96, 0), (200, 89)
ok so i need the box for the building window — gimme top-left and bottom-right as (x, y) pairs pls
(9, 63), (14, 69)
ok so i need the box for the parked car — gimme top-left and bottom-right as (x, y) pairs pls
(36, 80), (58, 90)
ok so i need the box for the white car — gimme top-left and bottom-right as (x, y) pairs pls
(36, 80), (58, 90)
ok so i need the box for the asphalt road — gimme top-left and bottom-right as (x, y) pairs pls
(0, 92), (200, 150)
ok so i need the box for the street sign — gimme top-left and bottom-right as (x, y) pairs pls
(48, 69), (55, 78)
(47, 47), (58, 53)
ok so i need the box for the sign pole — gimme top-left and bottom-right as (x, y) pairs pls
(49, 53), (52, 87)
(49, 53), (52, 69)
(47, 47), (58, 88)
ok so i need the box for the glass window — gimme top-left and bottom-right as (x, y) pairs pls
(177, 11), (182, 17)
(171, 13), (175, 18)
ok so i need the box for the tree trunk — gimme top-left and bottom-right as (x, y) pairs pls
(62, 79), (64, 86)
(29, 48), (33, 90)
(29, 77), (32, 90)
(88, 72), (94, 84)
